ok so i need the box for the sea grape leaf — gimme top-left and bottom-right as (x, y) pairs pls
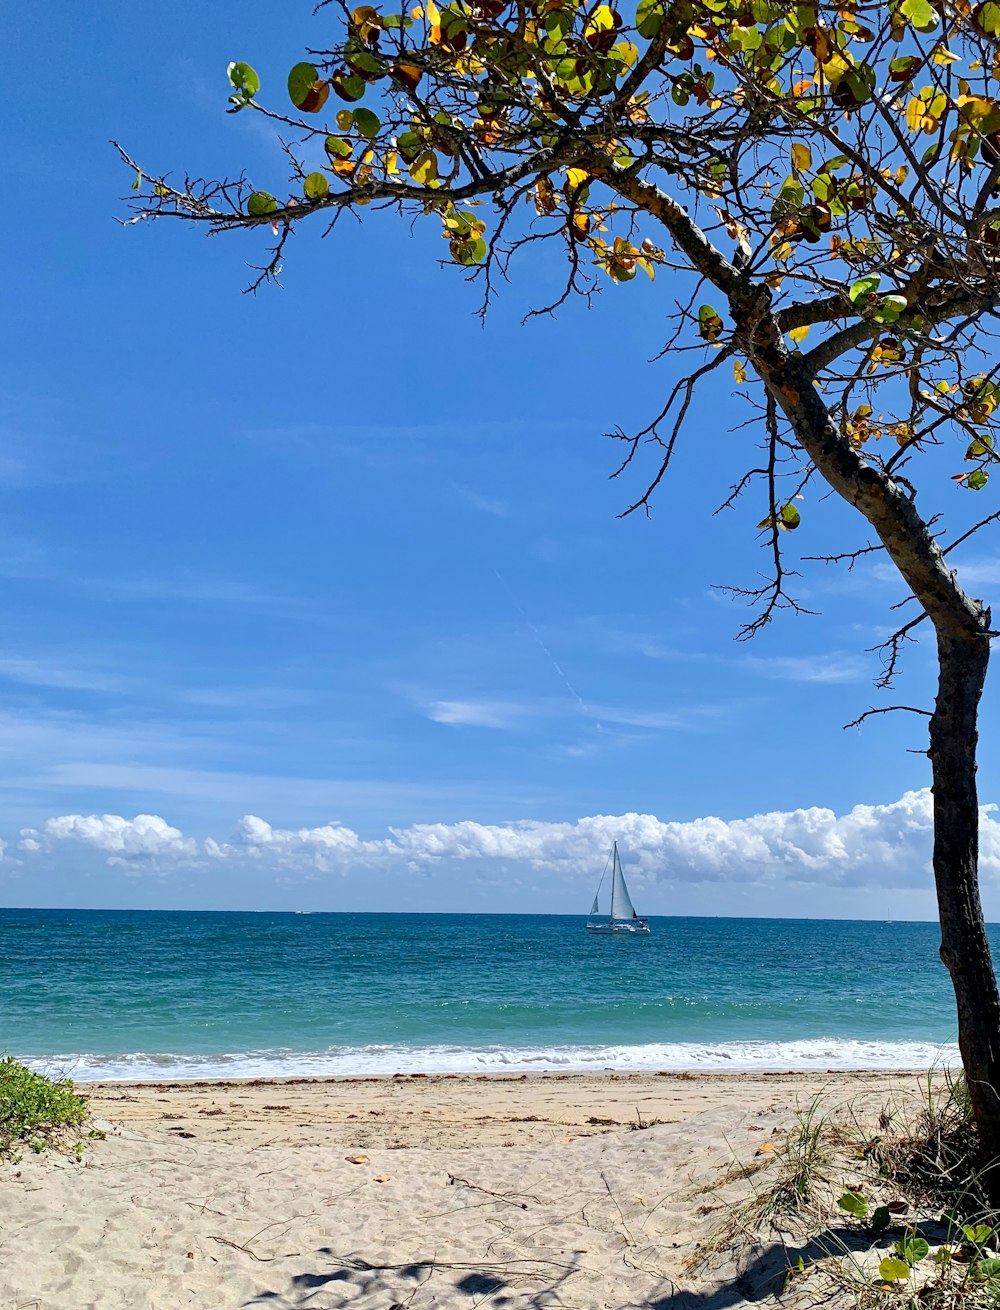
(304, 171), (329, 199)
(288, 62), (330, 112)
(897, 1236), (930, 1264)
(352, 107), (381, 137)
(901, 0), (939, 30)
(849, 274), (882, 303)
(246, 191), (279, 216)
(880, 1257), (911, 1282)
(228, 62), (261, 98)
(779, 503), (801, 531)
(964, 1225), (994, 1246)
(697, 304), (724, 342)
(838, 1191), (869, 1218)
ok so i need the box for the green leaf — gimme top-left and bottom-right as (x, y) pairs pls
(898, 1237), (930, 1265)
(228, 61), (261, 97)
(288, 61), (321, 108)
(968, 469), (990, 490)
(303, 172), (330, 200)
(975, 1258), (1000, 1281)
(452, 236), (488, 265)
(635, 0), (665, 37)
(352, 107), (381, 138)
(332, 71), (366, 101)
(325, 135), (353, 159)
(880, 1257), (911, 1282)
(779, 503), (801, 531)
(872, 1206), (892, 1232)
(849, 274), (882, 304)
(874, 293), (908, 324)
(246, 191), (279, 217)
(975, 0), (1000, 35)
(697, 304), (724, 342)
(900, 0), (938, 31)
(964, 1225), (994, 1247)
(838, 1191), (869, 1218)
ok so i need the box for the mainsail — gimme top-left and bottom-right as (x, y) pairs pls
(609, 844), (637, 920)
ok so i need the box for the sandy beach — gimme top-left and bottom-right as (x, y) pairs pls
(0, 1069), (937, 1309)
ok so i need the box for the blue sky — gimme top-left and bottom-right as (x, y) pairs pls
(2, 2), (1000, 918)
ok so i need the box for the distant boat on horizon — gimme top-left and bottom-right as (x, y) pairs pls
(586, 842), (650, 935)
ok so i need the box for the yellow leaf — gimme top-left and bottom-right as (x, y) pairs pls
(410, 3), (424, 14)
(790, 142), (812, 173)
(410, 151), (439, 185)
(906, 98), (923, 132)
(426, 0), (440, 19)
(734, 359), (747, 383)
(565, 167), (589, 190)
(789, 324), (810, 343)
(932, 47), (960, 64)
(385, 150), (399, 175)
(636, 256), (655, 280)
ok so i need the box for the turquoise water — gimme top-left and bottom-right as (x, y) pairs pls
(0, 909), (966, 1080)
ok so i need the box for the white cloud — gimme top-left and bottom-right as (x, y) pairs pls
(426, 699), (526, 729)
(17, 788), (1000, 891)
(20, 813), (198, 867)
(948, 556), (1000, 587)
(452, 483), (508, 517)
(873, 555), (1000, 591)
(746, 653), (868, 684)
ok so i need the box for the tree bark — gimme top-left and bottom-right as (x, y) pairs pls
(931, 626), (1000, 1198)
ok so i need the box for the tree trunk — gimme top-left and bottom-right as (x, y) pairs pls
(741, 338), (1000, 1196)
(931, 626), (1000, 1199)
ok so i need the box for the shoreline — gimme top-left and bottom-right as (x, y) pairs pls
(28, 1034), (961, 1084)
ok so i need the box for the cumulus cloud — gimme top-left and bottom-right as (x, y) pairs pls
(19, 813), (198, 867)
(18, 789), (1000, 889)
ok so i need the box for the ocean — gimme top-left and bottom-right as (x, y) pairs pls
(0, 908), (965, 1081)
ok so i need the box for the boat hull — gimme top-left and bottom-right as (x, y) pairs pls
(586, 920), (651, 935)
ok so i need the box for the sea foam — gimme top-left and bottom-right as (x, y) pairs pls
(28, 1038), (960, 1083)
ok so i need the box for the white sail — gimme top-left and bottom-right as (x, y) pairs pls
(609, 844), (637, 920)
(589, 892), (600, 916)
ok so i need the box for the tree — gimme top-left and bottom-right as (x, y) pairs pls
(120, 0), (1000, 1185)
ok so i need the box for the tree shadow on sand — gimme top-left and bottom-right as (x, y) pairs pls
(240, 1221), (925, 1310)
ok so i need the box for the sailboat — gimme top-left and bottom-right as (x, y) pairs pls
(586, 842), (651, 935)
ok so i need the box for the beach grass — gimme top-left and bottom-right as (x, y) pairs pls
(0, 1057), (88, 1158)
(695, 1073), (1000, 1310)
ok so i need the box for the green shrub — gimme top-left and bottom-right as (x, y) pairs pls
(0, 1057), (87, 1158)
